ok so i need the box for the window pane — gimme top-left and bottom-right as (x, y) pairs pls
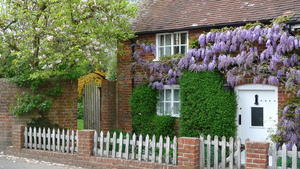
(174, 46), (179, 54)
(166, 89), (171, 101)
(159, 102), (164, 115)
(174, 33), (179, 45)
(251, 107), (264, 126)
(174, 89), (180, 101)
(165, 47), (171, 56)
(159, 90), (164, 101)
(180, 46), (186, 54)
(159, 47), (164, 57)
(165, 103), (171, 115)
(181, 33), (187, 44)
(165, 34), (171, 45)
(159, 35), (164, 46)
(173, 103), (180, 116)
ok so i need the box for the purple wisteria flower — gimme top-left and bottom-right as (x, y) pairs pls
(133, 23), (300, 107)
(268, 76), (279, 85)
(198, 34), (206, 47)
(208, 60), (216, 71)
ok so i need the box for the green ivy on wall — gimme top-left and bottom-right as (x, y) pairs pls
(179, 71), (237, 138)
(130, 84), (176, 137)
(130, 84), (158, 115)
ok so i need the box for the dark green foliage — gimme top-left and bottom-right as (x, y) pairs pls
(179, 71), (237, 137)
(12, 92), (53, 116)
(77, 98), (84, 119)
(132, 113), (176, 137)
(130, 84), (176, 137)
(277, 157), (300, 168)
(129, 84), (158, 114)
(27, 117), (59, 129)
(109, 129), (129, 137)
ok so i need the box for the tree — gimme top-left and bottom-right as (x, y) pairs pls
(0, 0), (136, 124)
(0, 0), (136, 84)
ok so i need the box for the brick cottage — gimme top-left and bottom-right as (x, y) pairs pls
(116, 0), (300, 143)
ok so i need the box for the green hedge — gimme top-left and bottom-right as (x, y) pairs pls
(132, 113), (176, 137)
(130, 84), (176, 137)
(179, 71), (237, 137)
(129, 84), (158, 114)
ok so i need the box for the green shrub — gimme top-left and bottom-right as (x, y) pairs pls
(130, 84), (176, 137)
(27, 117), (59, 129)
(77, 98), (84, 119)
(132, 113), (176, 137)
(179, 71), (237, 137)
(12, 92), (53, 116)
(129, 84), (158, 114)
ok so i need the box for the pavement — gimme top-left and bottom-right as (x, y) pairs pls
(0, 151), (86, 169)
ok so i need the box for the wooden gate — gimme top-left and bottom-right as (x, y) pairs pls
(83, 82), (101, 131)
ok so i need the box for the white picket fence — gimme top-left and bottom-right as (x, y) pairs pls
(24, 126), (78, 153)
(199, 135), (243, 169)
(270, 143), (300, 169)
(93, 131), (177, 165)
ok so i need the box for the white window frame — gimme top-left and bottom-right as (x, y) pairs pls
(155, 31), (189, 61)
(157, 85), (180, 117)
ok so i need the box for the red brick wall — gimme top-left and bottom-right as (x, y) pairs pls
(246, 141), (269, 169)
(100, 80), (116, 132)
(116, 41), (134, 132)
(0, 79), (77, 150)
(46, 80), (78, 129)
(177, 137), (200, 169)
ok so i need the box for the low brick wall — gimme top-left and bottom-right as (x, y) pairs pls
(6, 125), (271, 169)
(5, 148), (177, 169)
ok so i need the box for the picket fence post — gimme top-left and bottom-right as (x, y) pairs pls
(78, 129), (95, 156)
(178, 137), (200, 169)
(12, 125), (25, 149)
(245, 141), (269, 169)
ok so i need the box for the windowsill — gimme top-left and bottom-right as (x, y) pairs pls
(157, 113), (180, 118)
(153, 58), (160, 62)
(249, 126), (264, 129)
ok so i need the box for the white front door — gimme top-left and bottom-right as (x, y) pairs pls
(235, 84), (278, 143)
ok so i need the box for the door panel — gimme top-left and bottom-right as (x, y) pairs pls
(236, 85), (278, 143)
(83, 82), (101, 132)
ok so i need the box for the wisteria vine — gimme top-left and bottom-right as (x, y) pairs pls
(275, 101), (300, 149)
(134, 22), (300, 148)
(134, 23), (300, 97)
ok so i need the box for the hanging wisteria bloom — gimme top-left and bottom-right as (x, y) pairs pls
(133, 23), (300, 98)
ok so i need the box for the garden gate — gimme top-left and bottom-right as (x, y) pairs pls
(83, 82), (101, 132)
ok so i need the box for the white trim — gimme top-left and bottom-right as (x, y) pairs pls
(291, 24), (300, 31)
(235, 84), (278, 92)
(155, 31), (189, 60)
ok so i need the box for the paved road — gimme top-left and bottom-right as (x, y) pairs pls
(0, 152), (86, 169)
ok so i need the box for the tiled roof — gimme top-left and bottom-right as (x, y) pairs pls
(133, 0), (300, 33)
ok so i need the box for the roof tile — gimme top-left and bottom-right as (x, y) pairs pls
(133, 0), (300, 33)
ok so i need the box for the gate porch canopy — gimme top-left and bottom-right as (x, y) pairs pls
(78, 71), (106, 96)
